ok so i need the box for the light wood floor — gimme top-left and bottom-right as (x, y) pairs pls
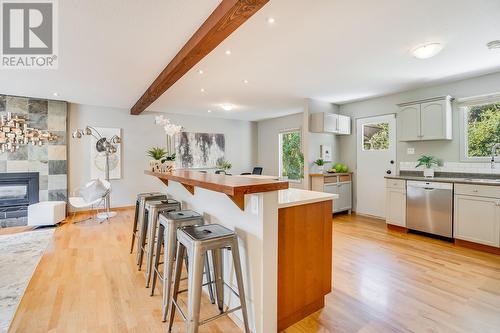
(7, 211), (500, 333)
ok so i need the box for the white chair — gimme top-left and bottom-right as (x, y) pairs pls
(69, 179), (111, 223)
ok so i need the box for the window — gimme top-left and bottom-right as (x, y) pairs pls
(279, 130), (303, 182)
(460, 100), (500, 161)
(362, 122), (389, 151)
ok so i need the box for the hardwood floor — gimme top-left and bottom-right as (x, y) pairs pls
(7, 210), (500, 333)
(285, 214), (500, 333)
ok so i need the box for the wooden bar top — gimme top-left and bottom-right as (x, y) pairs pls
(145, 170), (289, 210)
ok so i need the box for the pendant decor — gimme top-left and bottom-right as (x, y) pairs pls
(0, 112), (58, 153)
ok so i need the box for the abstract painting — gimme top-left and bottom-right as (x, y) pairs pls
(175, 132), (225, 169)
(90, 127), (122, 179)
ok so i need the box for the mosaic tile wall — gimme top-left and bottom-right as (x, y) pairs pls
(0, 95), (68, 202)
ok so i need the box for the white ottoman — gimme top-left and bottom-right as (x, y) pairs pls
(28, 201), (66, 226)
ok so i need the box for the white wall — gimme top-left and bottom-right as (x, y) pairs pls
(68, 104), (257, 209)
(256, 112), (303, 178)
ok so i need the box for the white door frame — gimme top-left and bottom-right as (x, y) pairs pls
(355, 114), (397, 218)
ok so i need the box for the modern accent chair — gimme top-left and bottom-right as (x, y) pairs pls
(241, 167), (263, 175)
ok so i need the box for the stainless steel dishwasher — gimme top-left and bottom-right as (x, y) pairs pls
(406, 181), (453, 237)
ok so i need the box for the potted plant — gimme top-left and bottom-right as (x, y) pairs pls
(161, 152), (176, 173)
(314, 158), (326, 172)
(416, 154), (439, 178)
(147, 147), (167, 172)
(216, 160), (232, 173)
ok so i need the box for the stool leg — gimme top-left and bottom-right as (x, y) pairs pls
(145, 209), (158, 288)
(186, 249), (205, 333)
(137, 210), (148, 269)
(231, 241), (250, 333)
(151, 224), (164, 296)
(168, 242), (185, 332)
(162, 223), (177, 322)
(130, 202), (139, 254)
(212, 248), (224, 312)
(204, 253), (215, 304)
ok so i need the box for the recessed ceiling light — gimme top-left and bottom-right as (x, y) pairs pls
(198, 69), (204, 74)
(243, 79), (249, 84)
(267, 17), (275, 24)
(220, 104), (233, 111)
(200, 88), (205, 93)
(225, 50), (232, 55)
(207, 109), (212, 113)
(411, 43), (443, 59)
(53, 92), (58, 97)
(487, 40), (500, 50)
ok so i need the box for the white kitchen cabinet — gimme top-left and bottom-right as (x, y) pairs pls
(385, 179), (406, 227)
(322, 176), (352, 213)
(310, 112), (351, 135)
(397, 96), (452, 141)
(454, 193), (500, 248)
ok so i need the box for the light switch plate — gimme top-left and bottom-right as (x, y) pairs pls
(250, 195), (259, 215)
(407, 147), (415, 155)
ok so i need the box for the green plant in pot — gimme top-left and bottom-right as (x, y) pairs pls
(313, 158), (326, 172)
(147, 147), (167, 172)
(416, 154), (439, 178)
(216, 160), (232, 173)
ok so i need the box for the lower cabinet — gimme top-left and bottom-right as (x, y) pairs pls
(385, 179), (406, 227)
(454, 194), (500, 247)
(323, 182), (352, 213)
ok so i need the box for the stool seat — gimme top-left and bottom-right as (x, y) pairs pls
(180, 224), (234, 242)
(163, 210), (202, 222)
(131, 193), (167, 256)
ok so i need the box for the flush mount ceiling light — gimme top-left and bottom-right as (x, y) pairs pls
(411, 43), (443, 59)
(267, 17), (275, 24)
(225, 50), (232, 55)
(220, 103), (233, 111)
(207, 109), (212, 113)
(243, 79), (249, 84)
(487, 40), (500, 50)
(198, 69), (204, 74)
(200, 88), (205, 93)
(53, 92), (58, 97)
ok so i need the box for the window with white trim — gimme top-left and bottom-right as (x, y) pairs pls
(278, 129), (304, 182)
(460, 96), (500, 161)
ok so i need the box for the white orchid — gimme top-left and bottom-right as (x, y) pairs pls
(155, 115), (182, 136)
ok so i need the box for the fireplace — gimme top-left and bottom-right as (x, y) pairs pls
(0, 172), (39, 219)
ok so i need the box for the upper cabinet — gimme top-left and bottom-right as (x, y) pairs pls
(397, 96), (453, 141)
(310, 113), (351, 135)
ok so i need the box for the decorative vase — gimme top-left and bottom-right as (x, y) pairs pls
(161, 160), (175, 173)
(424, 167), (434, 178)
(318, 165), (325, 173)
(150, 160), (162, 172)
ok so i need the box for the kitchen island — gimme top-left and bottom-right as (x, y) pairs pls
(146, 170), (336, 332)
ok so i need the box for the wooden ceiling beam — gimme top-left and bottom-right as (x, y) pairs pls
(130, 0), (269, 115)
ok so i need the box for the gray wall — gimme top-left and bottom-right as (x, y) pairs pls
(339, 71), (500, 170)
(68, 104), (257, 209)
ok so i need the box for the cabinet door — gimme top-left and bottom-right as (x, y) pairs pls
(386, 189), (406, 226)
(454, 195), (500, 247)
(338, 115), (351, 135)
(335, 182), (352, 212)
(420, 100), (450, 140)
(324, 184), (338, 212)
(398, 104), (420, 141)
(324, 114), (338, 133)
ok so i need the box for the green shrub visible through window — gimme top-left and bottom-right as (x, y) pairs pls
(279, 131), (304, 181)
(466, 103), (500, 158)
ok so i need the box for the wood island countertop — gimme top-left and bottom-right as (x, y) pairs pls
(145, 170), (289, 210)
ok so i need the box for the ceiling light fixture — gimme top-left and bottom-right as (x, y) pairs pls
(243, 79), (249, 84)
(53, 92), (58, 97)
(487, 40), (500, 50)
(207, 110), (212, 113)
(198, 69), (204, 74)
(267, 17), (275, 24)
(200, 88), (205, 93)
(220, 104), (233, 111)
(225, 50), (232, 55)
(411, 43), (443, 59)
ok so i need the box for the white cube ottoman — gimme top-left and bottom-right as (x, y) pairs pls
(28, 201), (66, 226)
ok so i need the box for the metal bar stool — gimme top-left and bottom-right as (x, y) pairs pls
(140, 199), (181, 287)
(131, 192), (167, 256)
(168, 224), (250, 333)
(151, 210), (215, 321)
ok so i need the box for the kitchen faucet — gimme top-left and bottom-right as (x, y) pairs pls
(492, 143), (500, 168)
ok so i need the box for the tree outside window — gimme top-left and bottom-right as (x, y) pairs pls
(465, 103), (500, 158)
(279, 131), (304, 181)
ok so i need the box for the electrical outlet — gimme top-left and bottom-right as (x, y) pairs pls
(407, 147), (415, 155)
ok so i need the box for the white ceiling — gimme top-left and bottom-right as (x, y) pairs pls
(1, 0), (500, 121)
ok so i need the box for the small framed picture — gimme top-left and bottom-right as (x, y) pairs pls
(320, 145), (332, 161)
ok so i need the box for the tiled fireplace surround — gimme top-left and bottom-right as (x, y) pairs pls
(0, 95), (67, 226)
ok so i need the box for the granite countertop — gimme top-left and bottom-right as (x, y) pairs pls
(385, 174), (500, 186)
(278, 188), (337, 208)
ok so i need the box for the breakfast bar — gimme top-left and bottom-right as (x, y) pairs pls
(146, 170), (336, 332)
